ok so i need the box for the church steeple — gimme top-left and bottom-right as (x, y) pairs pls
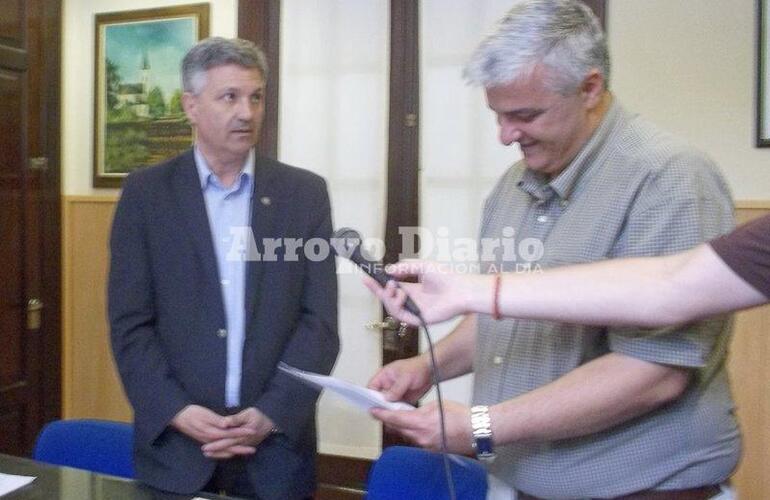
(141, 52), (150, 96)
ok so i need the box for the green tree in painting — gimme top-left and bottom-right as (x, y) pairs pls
(147, 86), (166, 118)
(105, 58), (121, 111)
(168, 89), (184, 116)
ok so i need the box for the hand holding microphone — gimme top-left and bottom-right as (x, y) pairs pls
(331, 227), (423, 318)
(332, 227), (487, 326)
(364, 259), (489, 326)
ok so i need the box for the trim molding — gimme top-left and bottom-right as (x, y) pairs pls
(63, 194), (770, 209)
(735, 200), (770, 209)
(63, 194), (119, 203)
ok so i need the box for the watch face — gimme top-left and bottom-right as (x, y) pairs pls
(477, 449), (496, 464)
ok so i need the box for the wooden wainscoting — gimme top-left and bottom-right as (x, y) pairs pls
(62, 196), (770, 497)
(727, 202), (770, 499)
(62, 195), (130, 422)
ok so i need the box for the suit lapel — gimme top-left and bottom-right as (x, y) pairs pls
(171, 151), (224, 317)
(245, 156), (280, 325)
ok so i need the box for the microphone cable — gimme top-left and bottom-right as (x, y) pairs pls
(328, 228), (457, 499)
(407, 297), (457, 500)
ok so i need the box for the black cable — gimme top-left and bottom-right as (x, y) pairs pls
(413, 310), (457, 500)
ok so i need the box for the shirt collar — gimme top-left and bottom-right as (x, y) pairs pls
(518, 98), (621, 202)
(194, 146), (255, 191)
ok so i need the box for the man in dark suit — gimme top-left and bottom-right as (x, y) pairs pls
(108, 37), (339, 499)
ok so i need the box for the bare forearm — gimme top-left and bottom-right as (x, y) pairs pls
(493, 253), (688, 326)
(466, 245), (763, 327)
(489, 353), (689, 443)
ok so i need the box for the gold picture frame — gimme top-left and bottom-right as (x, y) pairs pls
(758, 0), (770, 147)
(93, 4), (209, 187)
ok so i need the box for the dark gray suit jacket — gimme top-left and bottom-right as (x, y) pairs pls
(108, 149), (339, 498)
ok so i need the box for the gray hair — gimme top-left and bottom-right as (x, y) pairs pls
(182, 37), (268, 94)
(463, 0), (609, 94)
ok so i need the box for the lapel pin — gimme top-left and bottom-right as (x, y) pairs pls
(260, 196), (271, 206)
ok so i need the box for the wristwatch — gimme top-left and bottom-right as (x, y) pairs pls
(470, 405), (496, 463)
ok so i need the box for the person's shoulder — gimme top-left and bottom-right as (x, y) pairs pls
(257, 156), (328, 190)
(616, 112), (718, 175)
(122, 149), (194, 189)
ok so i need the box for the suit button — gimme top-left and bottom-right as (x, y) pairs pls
(217, 329), (227, 338)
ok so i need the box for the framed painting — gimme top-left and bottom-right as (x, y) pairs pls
(758, 0), (770, 147)
(93, 4), (209, 187)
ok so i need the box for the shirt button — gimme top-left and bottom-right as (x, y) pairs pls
(217, 329), (227, 338)
(221, 279), (230, 286)
(560, 199), (569, 208)
(537, 215), (548, 223)
(492, 356), (504, 365)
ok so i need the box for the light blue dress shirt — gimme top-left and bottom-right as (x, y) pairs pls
(195, 147), (255, 408)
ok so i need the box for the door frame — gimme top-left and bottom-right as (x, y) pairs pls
(38, 0), (64, 432)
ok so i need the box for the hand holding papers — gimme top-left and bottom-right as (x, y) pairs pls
(278, 363), (414, 412)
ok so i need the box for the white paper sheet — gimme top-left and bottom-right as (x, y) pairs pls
(278, 363), (415, 412)
(0, 472), (35, 497)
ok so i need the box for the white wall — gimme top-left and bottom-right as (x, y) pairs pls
(608, 0), (770, 201)
(62, 0), (770, 195)
(62, 0), (238, 196)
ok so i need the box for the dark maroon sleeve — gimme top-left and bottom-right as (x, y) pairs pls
(710, 214), (770, 298)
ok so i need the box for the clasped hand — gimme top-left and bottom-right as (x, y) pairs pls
(171, 405), (275, 459)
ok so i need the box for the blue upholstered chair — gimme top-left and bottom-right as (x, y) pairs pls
(33, 419), (134, 479)
(366, 446), (487, 499)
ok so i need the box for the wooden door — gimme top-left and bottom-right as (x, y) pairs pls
(0, 0), (62, 456)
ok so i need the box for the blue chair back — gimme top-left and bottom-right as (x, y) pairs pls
(366, 446), (487, 499)
(33, 419), (134, 479)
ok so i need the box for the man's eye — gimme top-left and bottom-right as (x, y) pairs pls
(223, 93), (236, 102)
(251, 94), (263, 103)
(517, 113), (539, 123)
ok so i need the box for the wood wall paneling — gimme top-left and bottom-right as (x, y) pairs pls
(62, 196), (131, 422)
(62, 198), (770, 497)
(727, 205), (770, 499)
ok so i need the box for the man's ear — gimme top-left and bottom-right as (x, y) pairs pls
(181, 92), (197, 124)
(580, 69), (605, 109)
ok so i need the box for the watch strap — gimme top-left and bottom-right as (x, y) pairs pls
(470, 405), (496, 463)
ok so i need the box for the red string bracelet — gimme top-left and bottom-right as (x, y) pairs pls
(492, 273), (502, 320)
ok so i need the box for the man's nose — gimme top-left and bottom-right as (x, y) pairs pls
(236, 98), (256, 120)
(499, 122), (522, 146)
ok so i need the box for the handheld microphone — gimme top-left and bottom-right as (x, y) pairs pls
(331, 227), (421, 317)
